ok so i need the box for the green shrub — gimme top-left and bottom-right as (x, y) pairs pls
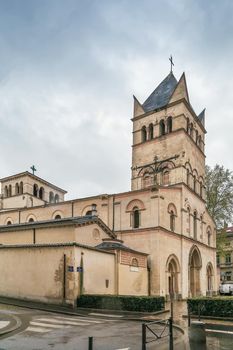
(187, 297), (233, 317)
(77, 294), (165, 312)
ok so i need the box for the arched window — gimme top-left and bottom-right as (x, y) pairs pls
(200, 181), (203, 198)
(195, 130), (198, 144)
(163, 170), (169, 185)
(193, 175), (196, 192)
(54, 214), (61, 220)
(7, 221), (12, 225)
(193, 211), (197, 239)
(168, 204), (177, 232)
(167, 117), (172, 133)
(148, 123), (153, 140)
(131, 258), (139, 267)
(187, 207), (191, 235)
(159, 120), (165, 136)
(39, 187), (44, 200)
(54, 194), (59, 203)
(4, 186), (8, 198)
(190, 123), (193, 138)
(33, 184), (38, 197)
(200, 215), (203, 240)
(198, 135), (202, 146)
(85, 210), (92, 216)
(8, 185), (12, 197)
(49, 191), (54, 203)
(15, 183), (19, 195)
(207, 228), (212, 246)
(133, 207), (140, 228)
(141, 126), (147, 142)
(143, 173), (152, 188)
(28, 218), (34, 223)
(170, 210), (175, 231)
(186, 169), (190, 186)
(19, 181), (23, 194)
(187, 118), (189, 132)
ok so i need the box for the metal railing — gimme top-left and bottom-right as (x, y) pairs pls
(142, 317), (173, 350)
(188, 302), (206, 326)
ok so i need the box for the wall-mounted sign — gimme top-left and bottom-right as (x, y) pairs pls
(68, 266), (74, 272)
(77, 266), (83, 272)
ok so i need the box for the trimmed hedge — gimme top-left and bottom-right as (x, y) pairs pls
(77, 295), (165, 312)
(187, 297), (233, 318)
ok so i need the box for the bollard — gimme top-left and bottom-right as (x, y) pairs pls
(88, 336), (93, 350)
(169, 317), (174, 350)
(142, 323), (146, 350)
(188, 321), (207, 350)
(188, 307), (191, 327)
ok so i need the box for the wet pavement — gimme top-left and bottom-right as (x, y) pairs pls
(0, 300), (233, 349)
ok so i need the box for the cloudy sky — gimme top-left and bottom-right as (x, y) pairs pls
(0, 0), (232, 199)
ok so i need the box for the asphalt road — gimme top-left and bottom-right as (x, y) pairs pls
(0, 304), (175, 350)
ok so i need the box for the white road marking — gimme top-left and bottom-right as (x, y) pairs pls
(206, 328), (233, 335)
(27, 326), (51, 333)
(89, 313), (123, 318)
(37, 318), (91, 326)
(0, 321), (10, 329)
(30, 321), (70, 329)
(55, 316), (103, 323)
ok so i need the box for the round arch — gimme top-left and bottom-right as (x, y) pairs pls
(26, 214), (37, 223)
(52, 210), (64, 220)
(126, 199), (145, 212)
(189, 245), (202, 297)
(165, 254), (181, 299)
(5, 217), (13, 225)
(81, 204), (97, 216)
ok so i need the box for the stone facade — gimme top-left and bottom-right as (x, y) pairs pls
(0, 69), (217, 301)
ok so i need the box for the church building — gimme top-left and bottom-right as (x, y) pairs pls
(0, 68), (217, 305)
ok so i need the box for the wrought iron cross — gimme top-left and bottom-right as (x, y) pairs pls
(169, 55), (174, 72)
(30, 165), (37, 175)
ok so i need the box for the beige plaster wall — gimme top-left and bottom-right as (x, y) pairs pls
(0, 230), (33, 245)
(118, 263), (148, 296)
(76, 248), (115, 295)
(0, 246), (76, 304)
(74, 224), (109, 247)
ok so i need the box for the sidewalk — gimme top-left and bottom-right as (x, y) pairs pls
(0, 296), (169, 321)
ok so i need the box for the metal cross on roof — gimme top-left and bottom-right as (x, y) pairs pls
(169, 55), (174, 72)
(30, 165), (37, 175)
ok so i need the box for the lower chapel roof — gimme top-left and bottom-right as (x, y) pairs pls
(0, 215), (116, 239)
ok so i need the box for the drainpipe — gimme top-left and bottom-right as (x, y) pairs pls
(63, 254), (67, 302)
(112, 194), (115, 232)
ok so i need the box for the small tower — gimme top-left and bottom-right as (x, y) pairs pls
(131, 71), (206, 200)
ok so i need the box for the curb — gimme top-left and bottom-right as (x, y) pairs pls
(0, 314), (22, 337)
(0, 298), (169, 321)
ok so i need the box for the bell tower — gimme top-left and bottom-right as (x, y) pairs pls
(131, 70), (206, 199)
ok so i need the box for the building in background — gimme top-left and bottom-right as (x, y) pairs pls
(217, 226), (233, 282)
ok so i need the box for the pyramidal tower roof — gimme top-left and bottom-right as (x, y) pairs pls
(142, 72), (178, 112)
